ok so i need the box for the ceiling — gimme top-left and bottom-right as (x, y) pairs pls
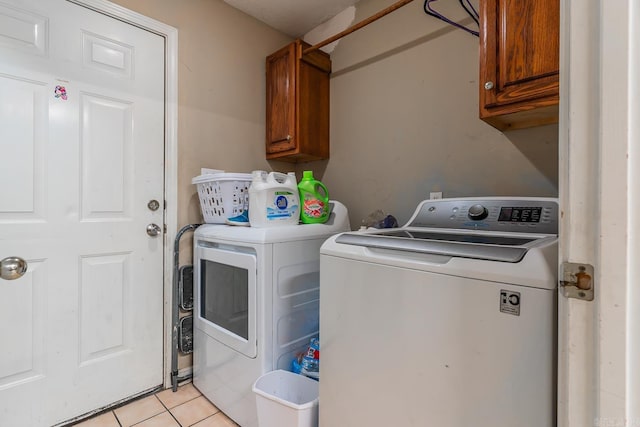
(224, 0), (362, 38)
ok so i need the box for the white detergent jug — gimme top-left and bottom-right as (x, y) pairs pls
(249, 171), (300, 227)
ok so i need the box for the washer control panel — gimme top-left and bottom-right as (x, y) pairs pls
(467, 204), (489, 221)
(407, 197), (558, 235)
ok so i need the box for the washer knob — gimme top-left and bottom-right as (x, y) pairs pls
(468, 204), (488, 220)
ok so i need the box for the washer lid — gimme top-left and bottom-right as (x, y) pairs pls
(335, 230), (555, 263)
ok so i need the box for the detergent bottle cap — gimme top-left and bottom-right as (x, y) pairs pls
(302, 170), (314, 180)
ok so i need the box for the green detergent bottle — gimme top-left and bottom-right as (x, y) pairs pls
(298, 171), (330, 224)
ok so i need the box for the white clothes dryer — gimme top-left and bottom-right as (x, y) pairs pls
(193, 201), (349, 427)
(319, 197), (558, 427)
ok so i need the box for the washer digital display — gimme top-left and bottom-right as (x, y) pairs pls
(498, 207), (542, 223)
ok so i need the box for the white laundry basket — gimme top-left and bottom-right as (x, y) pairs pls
(192, 172), (251, 223)
(252, 370), (319, 427)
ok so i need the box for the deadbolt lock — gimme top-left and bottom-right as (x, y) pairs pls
(148, 200), (160, 211)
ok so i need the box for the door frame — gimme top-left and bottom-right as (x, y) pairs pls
(559, 0), (640, 425)
(68, 0), (178, 389)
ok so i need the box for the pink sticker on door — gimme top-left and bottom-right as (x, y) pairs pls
(54, 85), (67, 100)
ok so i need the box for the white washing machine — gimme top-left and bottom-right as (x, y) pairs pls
(193, 201), (349, 427)
(319, 197), (558, 427)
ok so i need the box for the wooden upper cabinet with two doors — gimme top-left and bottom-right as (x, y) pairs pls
(266, 40), (331, 162)
(479, 0), (560, 130)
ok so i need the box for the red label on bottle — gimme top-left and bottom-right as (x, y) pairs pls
(303, 198), (326, 218)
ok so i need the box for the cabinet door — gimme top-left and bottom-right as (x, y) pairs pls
(266, 43), (297, 154)
(480, 0), (559, 128)
(296, 53), (330, 161)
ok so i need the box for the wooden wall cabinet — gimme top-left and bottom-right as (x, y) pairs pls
(266, 40), (331, 162)
(479, 0), (560, 130)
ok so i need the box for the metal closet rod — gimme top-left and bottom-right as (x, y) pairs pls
(302, 0), (416, 55)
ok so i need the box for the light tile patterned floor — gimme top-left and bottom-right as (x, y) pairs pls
(75, 383), (239, 427)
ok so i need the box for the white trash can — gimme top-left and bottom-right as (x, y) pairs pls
(252, 370), (319, 427)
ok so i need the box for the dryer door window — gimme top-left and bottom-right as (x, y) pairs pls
(201, 260), (249, 340)
(195, 245), (257, 358)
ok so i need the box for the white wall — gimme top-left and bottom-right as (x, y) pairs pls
(301, 0), (559, 228)
(109, 0), (293, 228)
(110, 0), (558, 230)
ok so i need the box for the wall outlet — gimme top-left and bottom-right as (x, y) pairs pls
(430, 192), (443, 200)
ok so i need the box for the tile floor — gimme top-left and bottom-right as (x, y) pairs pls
(74, 383), (239, 427)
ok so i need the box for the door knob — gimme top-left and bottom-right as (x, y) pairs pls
(146, 223), (162, 237)
(1, 257), (28, 280)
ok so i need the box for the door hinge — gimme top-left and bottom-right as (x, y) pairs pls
(163, 224), (167, 234)
(559, 262), (594, 301)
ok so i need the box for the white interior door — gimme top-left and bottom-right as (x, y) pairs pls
(0, 0), (165, 425)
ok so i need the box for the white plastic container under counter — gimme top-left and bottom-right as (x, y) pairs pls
(252, 370), (319, 427)
(192, 172), (252, 223)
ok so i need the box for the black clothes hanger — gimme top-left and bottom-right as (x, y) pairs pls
(423, 0), (479, 37)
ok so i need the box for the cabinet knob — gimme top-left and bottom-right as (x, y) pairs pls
(484, 81), (494, 90)
(286, 135), (292, 141)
